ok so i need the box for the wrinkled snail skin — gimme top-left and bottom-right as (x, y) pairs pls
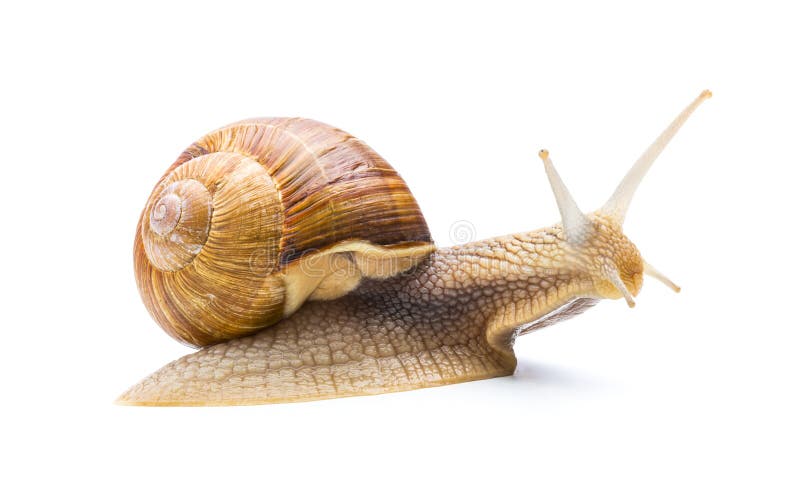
(120, 90), (710, 406)
(119, 224), (602, 406)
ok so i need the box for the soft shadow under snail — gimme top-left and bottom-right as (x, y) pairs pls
(120, 90), (711, 406)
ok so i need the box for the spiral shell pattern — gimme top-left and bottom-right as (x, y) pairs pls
(135, 118), (433, 347)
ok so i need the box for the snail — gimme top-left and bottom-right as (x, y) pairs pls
(119, 90), (711, 406)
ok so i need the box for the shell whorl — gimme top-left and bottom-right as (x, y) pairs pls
(143, 178), (211, 270)
(136, 152), (284, 346)
(135, 118), (433, 347)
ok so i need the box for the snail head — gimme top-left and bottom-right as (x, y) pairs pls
(538, 90), (711, 307)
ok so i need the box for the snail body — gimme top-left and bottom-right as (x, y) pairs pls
(120, 91), (710, 406)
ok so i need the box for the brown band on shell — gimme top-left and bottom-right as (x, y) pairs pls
(168, 118), (432, 265)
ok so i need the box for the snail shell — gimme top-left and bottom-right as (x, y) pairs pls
(134, 118), (434, 347)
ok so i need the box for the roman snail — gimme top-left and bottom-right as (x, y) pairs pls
(119, 90), (711, 406)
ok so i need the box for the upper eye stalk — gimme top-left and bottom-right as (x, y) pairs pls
(538, 89), (712, 307)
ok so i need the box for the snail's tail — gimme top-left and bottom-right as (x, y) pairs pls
(116, 296), (515, 407)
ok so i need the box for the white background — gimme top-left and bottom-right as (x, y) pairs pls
(1, 1), (798, 495)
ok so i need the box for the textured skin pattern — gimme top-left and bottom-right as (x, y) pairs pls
(118, 296), (513, 406)
(120, 226), (605, 406)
